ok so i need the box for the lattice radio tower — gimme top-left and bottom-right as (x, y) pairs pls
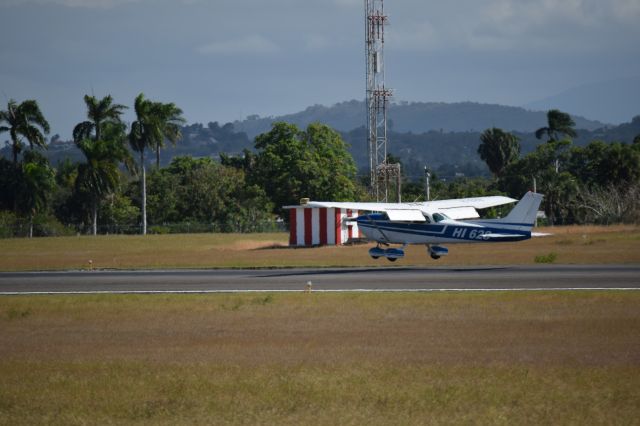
(365, 0), (400, 202)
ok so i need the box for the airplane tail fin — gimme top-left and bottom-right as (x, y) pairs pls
(498, 192), (543, 228)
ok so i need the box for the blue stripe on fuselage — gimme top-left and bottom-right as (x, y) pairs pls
(356, 216), (530, 242)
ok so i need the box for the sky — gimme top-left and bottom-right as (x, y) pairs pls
(1, 0), (639, 139)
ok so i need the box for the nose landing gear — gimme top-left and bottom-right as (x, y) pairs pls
(427, 245), (448, 260)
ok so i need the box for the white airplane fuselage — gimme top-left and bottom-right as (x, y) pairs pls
(357, 215), (531, 245)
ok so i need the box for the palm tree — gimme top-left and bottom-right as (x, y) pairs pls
(129, 93), (185, 235)
(75, 123), (130, 235)
(535, 109), (577, 142)
(73, 95), (127, 144)
(478, 128), (520, 178)
(0, 99), (50, 165)
(17, 151), (55, 238)
(129, 94), (154, 236)
(535, 109), (576, 174)
(152, 102), (185, 168)
(73, 95), (129, 235)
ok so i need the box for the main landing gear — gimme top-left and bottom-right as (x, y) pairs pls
(369, 244), (405, 262)
(369, 244), (450, 261)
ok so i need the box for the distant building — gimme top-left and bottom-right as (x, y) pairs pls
(283, 205), (363, 246)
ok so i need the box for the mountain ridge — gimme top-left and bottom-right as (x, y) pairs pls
(233, 100), (607, 139)
(524, 75), (640, 125)
(4, 102), (637, 181)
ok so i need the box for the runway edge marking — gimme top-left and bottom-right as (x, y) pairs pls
(1, 287), (640, 295)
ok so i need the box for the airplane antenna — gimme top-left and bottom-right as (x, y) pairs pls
(365, 0), (400, 202)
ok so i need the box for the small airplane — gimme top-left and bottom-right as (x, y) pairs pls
(306, 191), (544, 261)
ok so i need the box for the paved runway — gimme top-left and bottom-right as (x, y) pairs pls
(0, 265), (638, 294)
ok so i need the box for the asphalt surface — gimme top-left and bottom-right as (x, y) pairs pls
(0, 265), (639, 294)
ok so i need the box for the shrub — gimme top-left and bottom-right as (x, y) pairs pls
(0, 211), (18, 238)
(534, 252), (558, 263)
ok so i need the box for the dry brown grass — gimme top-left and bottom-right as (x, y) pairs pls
(1, 292), (639, 424)
(1, 224), (638, 271)
(2, 292), (639, 366)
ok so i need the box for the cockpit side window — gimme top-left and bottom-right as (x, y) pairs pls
(432, 213), (449, 223)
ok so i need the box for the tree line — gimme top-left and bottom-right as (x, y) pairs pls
(466, 110), (640, 224)
(1, 94), (185, 236)
(1, 97), (639, 238)
(0, 97), (360, 237)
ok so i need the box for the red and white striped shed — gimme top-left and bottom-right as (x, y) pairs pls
(284, 206), (363, 246)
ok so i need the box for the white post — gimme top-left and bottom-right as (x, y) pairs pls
(425, 166), (431, 201)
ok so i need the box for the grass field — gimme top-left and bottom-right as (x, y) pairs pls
(1, 292), (639, 425)
(0, 225), (639, 271)
(1, 226), (639, 423)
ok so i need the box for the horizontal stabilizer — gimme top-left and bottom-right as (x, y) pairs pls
(484, 233), (520, 239)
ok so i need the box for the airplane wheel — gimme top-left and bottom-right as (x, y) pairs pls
(371, 256), (379, 260)
(387, 257), (398, 262)
(430, 254), (440, 260)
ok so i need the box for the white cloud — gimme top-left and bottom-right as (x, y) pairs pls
(196, 35), (280, 55)
(333, 0), (360, 7)
(467, 0), (640, 51)
(611, 0), (640, 20)
(304, 35), (330, 51)
(1, 0), (142, 8)
(387, 20), (439, 52)
(384, 0), (640, 53)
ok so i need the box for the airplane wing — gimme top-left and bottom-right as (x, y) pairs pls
(385, 209), (427, 221)
(427, 195), (517, 220)
(304, 201), (418, 211)
(426, 195), (517, 210)
(305, 201), (427, 222)
(438, 206), (481, 220)
(306, 196), (515, 212)
(305, 195), (517, 222)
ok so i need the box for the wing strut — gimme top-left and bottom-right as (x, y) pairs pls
(366, 214), (391, 245)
